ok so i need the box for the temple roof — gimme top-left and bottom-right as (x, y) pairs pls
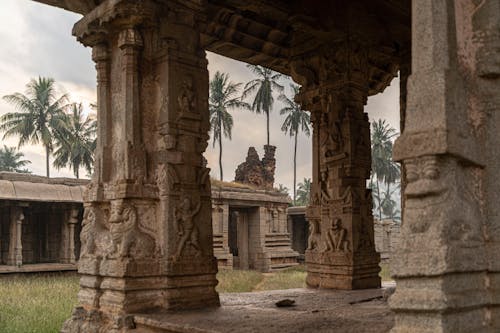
(0, 172), (87, 203)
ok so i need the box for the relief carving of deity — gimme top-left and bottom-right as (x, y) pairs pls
(177, 77), (196, 116)
(323, 218), (350, 253)
(173, 196), (202, 259)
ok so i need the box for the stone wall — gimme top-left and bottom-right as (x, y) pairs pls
(373, 219), (400, 263)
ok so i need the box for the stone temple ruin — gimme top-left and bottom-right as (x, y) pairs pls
(4, 0), (499, 332)
(234, 145), (276, 189)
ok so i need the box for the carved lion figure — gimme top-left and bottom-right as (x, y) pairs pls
(107, 201), (156, 259)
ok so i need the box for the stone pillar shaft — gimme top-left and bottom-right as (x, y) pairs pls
(390, 1), (496, 332)
(7, 207), (23, 267)
(68, 208), (79, 264)
(293, 41), (381, 290)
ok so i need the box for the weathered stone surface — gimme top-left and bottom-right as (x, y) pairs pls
(234, 146), (276, 189)
(390, 1), (499, 332)
(134, 286), (395, 333)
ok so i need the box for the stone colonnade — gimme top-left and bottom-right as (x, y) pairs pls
(390, 1), (500, 332)
(0, 202), (80, 267)
(64, 1), (219, 331)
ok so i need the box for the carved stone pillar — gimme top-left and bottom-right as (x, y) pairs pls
(390, 1), (493, 332)
(7, 207), (23, 267)
(62, 1), (218, 332)
(292, 41), (381, 290)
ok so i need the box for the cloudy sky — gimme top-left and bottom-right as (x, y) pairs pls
(0, 0), (400, 194)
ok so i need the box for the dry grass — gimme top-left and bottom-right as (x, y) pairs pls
(0, 273), (79, 333)
(210, 178), (255, 190)
(379, 263), (392, 282)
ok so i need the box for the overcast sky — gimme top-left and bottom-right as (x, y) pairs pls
(0, 0), (400, 194)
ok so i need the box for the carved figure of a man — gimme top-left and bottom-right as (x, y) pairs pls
(177, 78), (195, 114)
(324, 218), (349, 252)
(80, 208), (96, 258)
(174, 197), (201, 259)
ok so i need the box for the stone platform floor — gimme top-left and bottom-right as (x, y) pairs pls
(0, 263), (77, 274)
(134, 282), (395, 333)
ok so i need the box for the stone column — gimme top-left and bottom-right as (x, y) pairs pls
(390, 1), (493, 332)
(292, 41), (381, 289)
(63, 1), (219, 332)
(7, 207), (23, 267)
(68, 208), (79, 264)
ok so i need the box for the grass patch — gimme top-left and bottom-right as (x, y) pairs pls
(0, 273), (79, 333)
(216, 269), (264, 293)
(254, 265), (307, 291)
(379, 263), (392, 282)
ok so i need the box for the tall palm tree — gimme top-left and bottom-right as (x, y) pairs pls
(1, 77), (68, 177)
(279, 84), (311, 204)
(296, 178), (311, 206)
(242, 65), (284, 146)
(209, 71), (249, 181)
(53, 103), (97, 179)
(0, 145), (31, 173)
(371, 119), (399, 220)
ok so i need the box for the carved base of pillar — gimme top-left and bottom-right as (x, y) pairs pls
(63, 256), (220, 332)
(305, 250), (381, 290)
(389, 272), (491, 333)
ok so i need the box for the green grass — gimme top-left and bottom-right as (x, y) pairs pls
(216, 268), (264, 293)
(0, 274), (79, 333)
(0, 264), (393, 332)
(254, 266), (307, 291)
(379, 263), (391, 282)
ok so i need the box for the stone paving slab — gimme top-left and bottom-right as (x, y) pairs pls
(134, 284), (395, 333)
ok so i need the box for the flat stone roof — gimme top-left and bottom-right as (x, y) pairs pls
(0, 172), (87, 203)
(0, 172), (290, 205)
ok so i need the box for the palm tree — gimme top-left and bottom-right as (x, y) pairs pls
(371, 119), (399, 220)
(0, 145), (31, 173)
(1, 77), (69, 177)
(209, 71), (250, 181)
(380, 183), (401, 221)
(242, 65), (284, 146)
(279, 84), (311, 204)
(276, 184), (290, 195)
(53, 103), (97, 179)
(296, 178), (311, 206)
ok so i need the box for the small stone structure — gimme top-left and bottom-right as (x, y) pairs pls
(234, 146), (276, 189)
(0, 172), (86, 269)
(212, 181), (298, 271)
